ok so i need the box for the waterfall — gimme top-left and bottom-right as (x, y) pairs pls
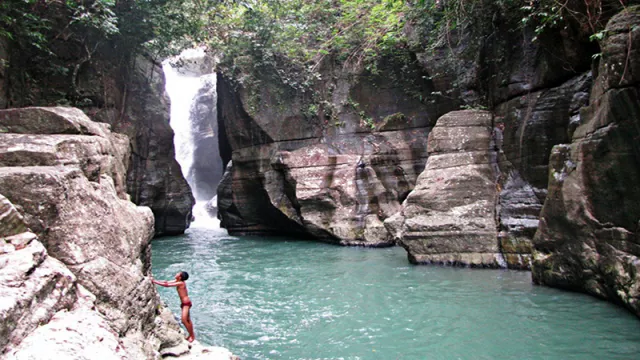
(163, 48), (223, 228)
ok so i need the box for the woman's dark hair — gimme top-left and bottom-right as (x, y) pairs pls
(180, 271), (189, 281)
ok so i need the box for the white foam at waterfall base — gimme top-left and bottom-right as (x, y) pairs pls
(191, 200), (220, 229)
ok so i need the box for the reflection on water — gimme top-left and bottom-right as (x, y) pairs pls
(152, 227), (640, 360)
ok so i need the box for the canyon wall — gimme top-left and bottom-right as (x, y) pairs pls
(531, 7), (640, 316)
(0, 107), (232, 358)
(216, 12), (596, 267)
(0, 3), (193, 236)
(217, 56), (454, 245)
(215, 3), (639, 315)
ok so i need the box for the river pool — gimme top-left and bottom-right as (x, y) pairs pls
(152, 226), (640, 360)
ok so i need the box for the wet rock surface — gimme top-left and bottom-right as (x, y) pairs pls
(531, 8), (640, 317)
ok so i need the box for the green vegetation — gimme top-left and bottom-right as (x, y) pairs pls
(2, 0), (627, 70)
(521, 0), (627, 42)
(1, 0), (630, 109)
(0, 0), (208, 58)
(204, 0), (410, 92)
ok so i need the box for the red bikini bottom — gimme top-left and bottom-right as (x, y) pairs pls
(181, 300), (192, 308)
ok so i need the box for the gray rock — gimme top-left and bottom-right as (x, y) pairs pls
(6, 293), (128, 360)
(216, 57), (452, 245)
(0, 238), (76, 354)
(531, 7), (640, 317)
(0, 107), (227, 358)
(0, 107), (111, 137)
(115, 57), (194, 236)
(0, 194), (29, 239)
(0, 165), (157, 337)
(389, 110), (504, 267)
(0, 37), (7, 109)
(0, 132), (130, 199)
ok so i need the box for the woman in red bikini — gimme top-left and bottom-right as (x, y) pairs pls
(152, 271), (195, 342)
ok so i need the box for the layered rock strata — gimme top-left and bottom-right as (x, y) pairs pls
(2, 3), (194, 235)
(385, 110), (506, 267)
(217, 61), (449, 245)
(490, 72), (594, 269)
(532, 8), (640, 316)
(0, 107), (233, 358)
(217, 33), (598, 263)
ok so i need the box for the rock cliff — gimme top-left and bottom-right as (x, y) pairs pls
(0, 107), (233, 358)
(531, 7), (640, 317)
(216, 22), (598, 267)
(0, 2), (194, 236)
(217, 56), (454, 245)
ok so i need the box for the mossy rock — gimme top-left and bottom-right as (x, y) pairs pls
(376, 112), (407, 132)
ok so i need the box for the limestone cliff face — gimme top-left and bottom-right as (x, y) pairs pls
(115, 58), (194, 236)
(217, 23), (598, 263)
(531, 8), (640, 317)
(0, 107), (232, 358)
(217, 57), (454, 245)
(1, 4), (194, 236)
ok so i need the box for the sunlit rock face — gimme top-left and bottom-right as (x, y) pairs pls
(0, 194), (77, 355)
(532, 7), (640, 317)
(385, 110), (505, 267)
(217, 56), (454, 245)
(0, 107), (217, 358)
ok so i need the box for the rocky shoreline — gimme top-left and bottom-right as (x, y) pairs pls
(0, 107), (235, 358)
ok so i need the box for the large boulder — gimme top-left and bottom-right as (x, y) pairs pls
(4, 11), (195, 236)
(0, 195), (76, 354)
(0, 107), (130, 198)
(106, 57), (194, 236)
(531, 7), (640, 316)
(0, 166), (157, 335)
(386, 110), (505, 266)
(6, 286), (128, 360)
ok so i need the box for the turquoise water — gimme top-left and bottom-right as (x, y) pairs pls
(152, 227), (640, 360)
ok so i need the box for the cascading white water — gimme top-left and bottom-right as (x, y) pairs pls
(163, 48), (220, 228)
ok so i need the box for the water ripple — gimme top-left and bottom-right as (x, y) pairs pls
(152, 228), (640, 360)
